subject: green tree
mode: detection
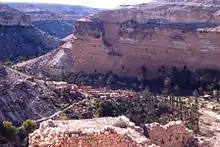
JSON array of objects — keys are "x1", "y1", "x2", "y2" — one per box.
[
  {"x1": 22, "y1": 119, "x2": 37, "y2": 133},
  {"x1": 164, "y1": 77, "x2": 171, "y2": 88},
  {"x1": 174, "y1": 85, "x2": 179, "y2": 95},
  {"x1": 192, "y1": 90, "x2": 200, "y2": 133},
  {"x1": 193, "y1": 90, "x2": 199, "y2": 97},
  {"x1": 162, "y1": 88, "x2": 169, "y2": 97},
  {"x1": 1, "y1": 121, "x2": 18, "y2": 141},
  {"x1": 213, "y1": 89, "x2": 218, "y2": 101}
]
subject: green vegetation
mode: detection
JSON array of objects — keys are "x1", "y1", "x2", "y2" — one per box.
[
  {"x1": 91, "y1": 91, "x2": 200, "y2": 132},
  {"x1": 14, "y1": 65, "x2": 220, "y2": 134},
  {"x1": 0, "y1": 119, "x2": 38, "y2": 146},
  {"x1": 45, "y1": 66, "x2": 220, "y2": 99},
  {"x1": 22, "y1": 119, "x2": 37, "y2": 133},
  {"x1": 0, "y1": 26, "x2": 61, "y2": 61},
  {"x1": 1, "y1": 121, "x2": 18, "y2": 141},
  {"x1": 33, "y1": 20, "x2": 74, "y2": 38}
]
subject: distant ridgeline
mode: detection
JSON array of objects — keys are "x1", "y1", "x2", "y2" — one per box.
[{"x1": 0, "y1": 3, "x2": 31, "y2": 26}]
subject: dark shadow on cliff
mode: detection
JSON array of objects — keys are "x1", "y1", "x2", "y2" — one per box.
[{"x1": 38, "y1": 66, "x2": 220, "y2": 97}]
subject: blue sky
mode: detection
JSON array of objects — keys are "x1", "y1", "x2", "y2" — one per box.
[{"x1": 0, "y1": 0, "x2": 151, "y2": 8}]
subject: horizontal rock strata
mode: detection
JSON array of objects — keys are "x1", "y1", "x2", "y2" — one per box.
[{"x1": 15, "y1": 0, "x2": 220, "y2": 77}]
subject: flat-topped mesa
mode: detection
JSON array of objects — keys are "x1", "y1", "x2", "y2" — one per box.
[
  {"x1": 0, "y1": 4, "x2": 31, "y2": 26},
  {"x1": 90, "y1": 0, "x2": 220, "y2": 23}
]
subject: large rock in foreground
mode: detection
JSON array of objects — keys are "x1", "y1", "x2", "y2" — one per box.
[{"x1": 29, "y1": 116, "x2": 211, "y2": 147}]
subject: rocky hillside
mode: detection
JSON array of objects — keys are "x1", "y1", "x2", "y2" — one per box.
[
  {"x1": 0, "y1": 3, "x2": 63, "y2": 61},
  {"x1": 0, "y1": 25, "x2": 61, "y2": 61},
  {"x1": 0, "y1": 65, "x2": 63, "y2": 124},
  {"x1": 15, "y1": 0, "x2": 220, "y2": 77},
  {"x1": 32, "y1": 20, "x2": 74, "y2": 38}
]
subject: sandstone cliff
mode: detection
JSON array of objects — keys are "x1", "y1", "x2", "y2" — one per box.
[
  {"x1": 93, "y1": 0, "x2": 220, "y2": 23},
  {"x1": 29, "y1": 116, "x2": 210, "y2": 147},
  {"x1": 15, "y1": 0, "x2": 220, "y2": 77},
  {"x1": 6, "y1": 3, "x2": 102, "y2": 22}
]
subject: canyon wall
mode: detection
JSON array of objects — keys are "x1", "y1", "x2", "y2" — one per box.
[
  {"x1": 15, "y1": 0, "x2": 220, "y2": 77},
  {"x1": 92, "y1": 0, "x2": 220, "y2": 23},
  {"x1": 68, "y1": 19, "x2": 220, "y2": 76}
]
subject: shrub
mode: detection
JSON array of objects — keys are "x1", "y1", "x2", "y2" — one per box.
[
  {"x1": 1, "y1": 121, "x2": 18, "y2": 141},
  {"x1": 22, "y1": 119, "x2": 37, "y2": 133}
]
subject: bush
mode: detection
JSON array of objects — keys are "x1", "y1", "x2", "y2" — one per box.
[
  {"x1": 1, "y1": 121, "x2": 18, "y2": 141},
  {"x1": 22, "y1": 119, "x2": 37, "y2": 133}
]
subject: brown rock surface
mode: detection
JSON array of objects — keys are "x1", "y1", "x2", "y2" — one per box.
[
  {"x1": 15, "y1": 0, "x2": 220, "y2": 77},
  {"x1": 29, "y1": 116, "x2": 210, "y2": 147},
  {"x1": 146, "y1": 121, "x2": 193, "y2": 147}
]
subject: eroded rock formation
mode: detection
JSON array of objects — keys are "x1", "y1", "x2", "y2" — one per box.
[
  {"x1": 15, "y1": 0, "x2": 220, "y2": 77},
  {"x1": 29, "y1": 116, "x2": 211, "y2": 147}
]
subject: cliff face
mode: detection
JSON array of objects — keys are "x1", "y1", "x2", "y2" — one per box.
[
  {"x1": 0, "y1": 4, "x2": 31, "y2": 26},
  {"x1": 92, "y1": 0, "x2": 220, "y2": 23},
  {"x1": 15, "y1": 0, "x2": 220, "y2": 77}
]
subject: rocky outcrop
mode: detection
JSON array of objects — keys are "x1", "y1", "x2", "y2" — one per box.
[
  {"x1": 15, "y1": 0, "x2": 220, "y2": 77},
  {"x1": 29, "y1": 116, "x2": 211, "y2": 147},
  {"x1": 0, "y1": 4, "x2": 31, "y2": 26},
  {"x1": 145, "y1": 121, "x2": 208, "y2": 147}
]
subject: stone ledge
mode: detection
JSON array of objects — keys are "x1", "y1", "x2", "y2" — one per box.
[{"x1": 29, "y1": 116, "x2": 212, "y2": 147}]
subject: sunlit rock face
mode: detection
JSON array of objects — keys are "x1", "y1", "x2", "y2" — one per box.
[
  {"x1": 91, "y1": 0, "x2": 220, "y2": 23},
  {"x1": 15, "y1": 0, "x2": 220, "y2": 77}
]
